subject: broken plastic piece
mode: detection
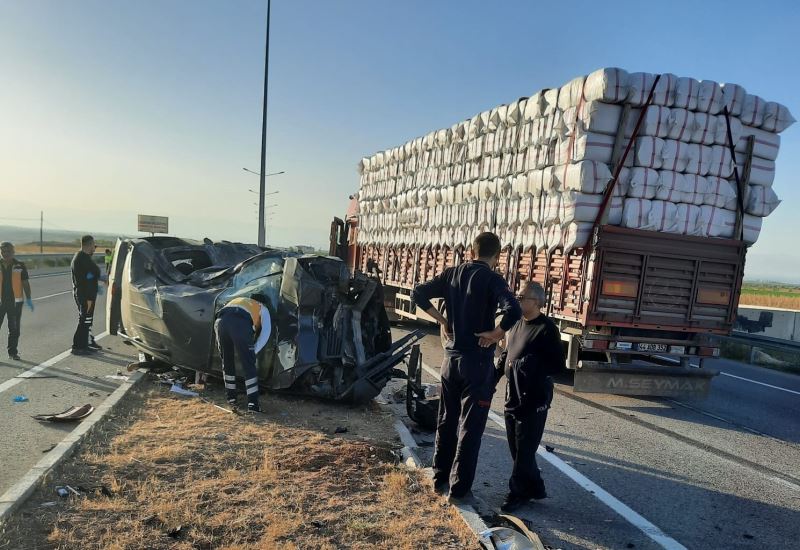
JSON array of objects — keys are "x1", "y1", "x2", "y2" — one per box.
[
  {"x1": 545, "y1": 445, "x2": 555, "y2": 453},
  {"x1": 334, "y1": 426, "x2": 348, "y2": 434},
  {"x1": 478, "y1": 527, "x2": 536, "y2": 549},
  {"x1": 12, "y1": 395, "x2": 28, "y2": 403},
  {"x1": 33, "y1": 404, "x2": 95, "y2": 422},
  {"x1": 105, "y1": 375, "x2": 129, "y2": 381},
  {"x1": 170, "y1": 384, "x2": 199, "y2": 397}
]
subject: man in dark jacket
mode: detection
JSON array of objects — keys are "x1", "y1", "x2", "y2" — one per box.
[
  {"x1": 0, "y1": 242, "x2": 34, "y2": 360},
  {"x1": 496, "y1": 281, "x2": 565, "y2": 512},
  {"x1": 412, "y1": 232, "x2": 521, "y2": 503},
  {"x1": 71, "y1": 235, "x2": 102, "y2": 355}
]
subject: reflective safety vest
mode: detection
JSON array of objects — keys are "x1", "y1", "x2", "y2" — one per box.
[
  {"x1": 104, "y1": 252, "x2": 113, "y2": 265},
  {"x1": 0, "y1": 262, "x2": 25, "y2": 303},
  {"x1": 224, "y1": 297, "x2": 262, "y2": 331}
]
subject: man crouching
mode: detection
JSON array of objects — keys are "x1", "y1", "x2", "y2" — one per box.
[{"x1": 495, "y1": 281, "x2": 565, "y2": 513}]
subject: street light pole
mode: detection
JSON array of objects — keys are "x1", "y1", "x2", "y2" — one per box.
[{"x1": 257, "y1": 0, "x2": 271, "y2": 247}]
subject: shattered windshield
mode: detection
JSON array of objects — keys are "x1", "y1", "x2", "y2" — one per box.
[{"x1": 217, "y1": 255, "x2": 285, "y2": 311}]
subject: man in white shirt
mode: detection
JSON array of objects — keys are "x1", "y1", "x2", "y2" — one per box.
[{"x1": 214, "y1": 293, "x2": 272, "y2": 412}]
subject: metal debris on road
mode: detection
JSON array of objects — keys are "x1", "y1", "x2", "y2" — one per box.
[{"x1": 33, "y1": 404, "x2": 95, "y2": 422}]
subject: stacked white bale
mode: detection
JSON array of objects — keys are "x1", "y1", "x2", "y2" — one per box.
[{"x1": 356, "y1": 67, "x2": 793, "y2": 252}]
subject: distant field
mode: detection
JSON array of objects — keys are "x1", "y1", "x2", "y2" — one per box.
[
  {"x1": 740, "y1": 283, "x2": 800, "y2": 310},
  {"x1": 14, "y1": 244, "x2": 75, "y2": 254}
]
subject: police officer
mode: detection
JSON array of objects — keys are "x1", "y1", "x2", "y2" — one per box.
[
  {"x1": 0, "y1": 242, "x2": 34, "y2": 360},
  {"x1": 214, "y1": 293, "x2": 272, "y2": 413},
  {"x1": 71, "y1": 235, "x2": 103, "y2": 355},
  {"x1": 495, "y1": 281, "x2": 565, "y2": 512},
  {"x1": 412, "y1": 232, "x2": 521, "y2": 503}
]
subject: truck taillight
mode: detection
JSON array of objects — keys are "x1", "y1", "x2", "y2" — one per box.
[
  {"x1": 699, "y1": 346, "x2": 720, "y2": 357},
  {"x1": 601, "y1": 278, "x2": 638, "y2": 298},
  {"x1": 696, "y1": 287, "x2": 730, "y2": 305}
]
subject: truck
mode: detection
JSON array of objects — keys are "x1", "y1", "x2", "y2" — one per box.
[{"x1": 345, "y1": 101, "x2": 781, "y2": 396}]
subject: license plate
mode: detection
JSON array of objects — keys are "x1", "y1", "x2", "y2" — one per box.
[{"x1": 637, "y1": 343, "x2": 668, "y2": 352}]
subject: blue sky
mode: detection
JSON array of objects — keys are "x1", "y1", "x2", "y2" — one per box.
[{"x1": 0, "y1": 0, "x2": 798, "y2": 280}]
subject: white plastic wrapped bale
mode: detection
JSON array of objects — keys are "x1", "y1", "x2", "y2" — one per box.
[
  {"x1": 563, "y1": 222, "x2": 595, "y2": 252},
  {"x1": 713, "y1": 114, "x2": 742, "y2": 146},
  {"x1": 520, "y1": 223, "x2": 538, "y2": 251},
  {"x1": 622, "y1": 199, "x2": 679, "y2": 232},
  {"x1": 740, "y1": 94, "x2": 766, "y2": 127},
  {"x1": 674, "y1": 203, "x2": 703, "y2": 236},
  {"x1": 745, "y1": 185, "x2": 781, "y2": 217},
  {"x1": 563, "y1": 102, "x2": 670, "y2": 139},
  {"x1": 736, "y1": 158, "x2": 776, "y2": 187},
  {"x1": 696, "y1": 81, "x2": 725, "y2": 114},
  {"x1": 654, "y1": 171, "x2": 688, "y2": 203},
  {"x1": 623, "y1": 167, "x2": 660, "y2": 199},
  {"x1": 742, "y1": 214, "x2": 763, "y2": 245},
  {"x1": 698, "y1": 206, "x2": 736, "y2": 238},
  {"x1": 684, "y1": 144, "x2": 712, "y2": 176},
  {"x1": 761, "y1": 102, "x2": 796, "y2": 133},
  {"x1": 689, "y1": 112, "x2": 717, "y2": 145},
  {"x1": 721, "y1": 83, "x2": 746, "y2": 116},
  {"x1": 554, "y1": 160, "x2": 627, "y2": 196},
  {"x1": 737, "y1": 125, "x2": 780, "y2": 161},
  {"x1": 542, "y1": 192, "x2": 561, "y2": 226},
  {"x1": 627, "y1": 72, "x2": 677, "y2": 106},
  {"x1": 582, "y1": 67, "x2": 630, "y2": 104},
  {"x1": 545, "y1": 224, "x2": 563, "y2": 253},
  {"x1": 560, "y1": 192, "x2": 623, "y2": 225},
  {"x1": 632, "y1": 137, "x2": 664, "y2": 169},
  {"x1": 660, "y1": 140, "x2": 691, "y2": 173},
  {"x1": 557, "y1": 132, "x2": 615, "y2": 165},
  {"x1": 704, "y1": 177, "x2": 738, "y2": 209},
  {"x1": 707, "y1": 145, "x2": 734, "y2": 178},
  {"x1": 666, "y1": 108, "x2": 693, "y2": 141},
  {"x1": 558, "y1": 75, "x2": 586, "y2": 111},
  {"x1": 672, "y1": 77, "x2": 699, "y2": 110}
]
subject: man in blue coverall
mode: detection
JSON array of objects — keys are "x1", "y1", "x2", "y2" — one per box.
[{"x1": 412, "y1": 232, "x2": 521, "y2": 503}]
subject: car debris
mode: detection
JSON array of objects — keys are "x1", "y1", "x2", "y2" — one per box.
[
  {"x1": 479, "y1": 514, "x2": 547, "y2": 550},
  {"x1": 33, "y1": 404, "x2": 95, "y2": 422},
  {"x1": 169, "y1": 384, "x2": 199, "y2": 397},
  {"x1": 405, "y1": 345, "x2": 439, "y2": 430},
  {"x1": 111, "y1": 236, "x2": 423, "y2": 404},
  {"x1": 12, "y1": 395, "x2": 29, "y2": 403}
]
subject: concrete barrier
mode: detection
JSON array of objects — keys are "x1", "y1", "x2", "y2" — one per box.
[{"x1": 735, "y1": 305, "x2": 800, "y2": 343}]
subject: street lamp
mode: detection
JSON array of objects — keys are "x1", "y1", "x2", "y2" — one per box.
[
  {"x1": 256, "y1": 0, "x2": 272, "y2": 247},
  {"x1": 243, "y1": 168, "x2": 285, "y2": 178}
]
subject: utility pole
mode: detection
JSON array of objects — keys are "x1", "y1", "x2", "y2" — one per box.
[
  {"x1": 257, "y1": 0, "x2": 271, "y2": 247},
  {"x1": 39, "y1": 211, "x2": 43, "y2": 254}
]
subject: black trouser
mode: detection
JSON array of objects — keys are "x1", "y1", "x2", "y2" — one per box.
[
  {"x1": 504, "y1": 380, "x2": 553, "y2": 498},
  {"x1": 214, "y1": 308, "x2": 259, "y2": 406},
  {"x1": 433, "y1": 353, "x2": 494, "y2": 498},
  {"x1": 72, "y1": 295, "x2": 96, "y2": 350},
  {"x1": 0, "y1": 302, "x2": 23, "y2": 356}
]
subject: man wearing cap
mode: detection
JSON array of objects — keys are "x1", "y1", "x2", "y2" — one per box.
[{"x1": 0, "y1": 242, "x2": 34, "y2": 361}]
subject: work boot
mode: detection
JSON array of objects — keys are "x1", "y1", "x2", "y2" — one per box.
[
  {"x1": 88, "y1": 341, "x2": 102, "y2": 350},
  {"x1": 8, "y1": 353, "x2": 20, "y2": 361},
  {"x1": 433, "y1": 480, "x2": 449, "y2": 496},
  {"x1": 447, "y1": 491, "x2": 475, "y2": 506},
  {"x1": 500, "y1": 493, "x2": 530, "y2": 513},
  {"x1": 247, "y1": 401, "x2": 262, "y2": 413},
  {"x1": 71, "y1": 348, "x2": 90, "y2": 356}
]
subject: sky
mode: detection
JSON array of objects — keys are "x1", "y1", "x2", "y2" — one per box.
[{"x1": 0, "y1": 0, "x2": 798, "y2": 280}]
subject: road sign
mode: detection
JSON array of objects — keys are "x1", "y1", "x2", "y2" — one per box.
[{"x1": 137, "y1": 214, "x2": 169, "y2": 234}]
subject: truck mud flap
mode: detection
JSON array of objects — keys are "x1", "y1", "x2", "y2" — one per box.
[{"x1": 574, "y1": 362, "x2": 718, "y2": 398}]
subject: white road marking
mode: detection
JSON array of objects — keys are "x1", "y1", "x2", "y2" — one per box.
[
  {"x1": 420, "y1": 361, "x2": 687, "y2": 550},
  {"x1": 33, "y1": 290, "x2": 72, "y2": 301},
  {"x1": 0, "y1": 332, "x2": 109, "y2": 395},
  {"x1": 719, "y1": 372, "x2": 800, "y2": 396}
]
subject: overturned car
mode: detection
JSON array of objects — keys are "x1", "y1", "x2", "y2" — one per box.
[{"x1": 109, "y1": 237, "x2": 420, "y2": 404}]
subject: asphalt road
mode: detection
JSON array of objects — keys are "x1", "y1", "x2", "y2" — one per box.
[
  {"x1": 388, "y1": 323, "x2": 800, "y2": 550},
  {"x1": 0, "y1": 271, "x2": 137, "y2": 496}
]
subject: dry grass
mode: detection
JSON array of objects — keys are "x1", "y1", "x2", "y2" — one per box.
[
  {"x1": 13, "y1": 244, "x2": 76, "y2": 254},
  {"x1": 0, "y1": 379, "x2": 475, "y2": 550},
  {"x1": 739, "y1": 284, "x2": 800, "y2": 311}
]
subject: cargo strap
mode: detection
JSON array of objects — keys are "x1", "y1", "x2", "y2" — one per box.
[{"x1": 721, "y1": 106, "x2": 747, "y2": 241}]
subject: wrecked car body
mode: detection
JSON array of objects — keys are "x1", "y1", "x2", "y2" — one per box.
[{"x1": 112, "y1": 237, "x2": 420, "y2": 403}]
